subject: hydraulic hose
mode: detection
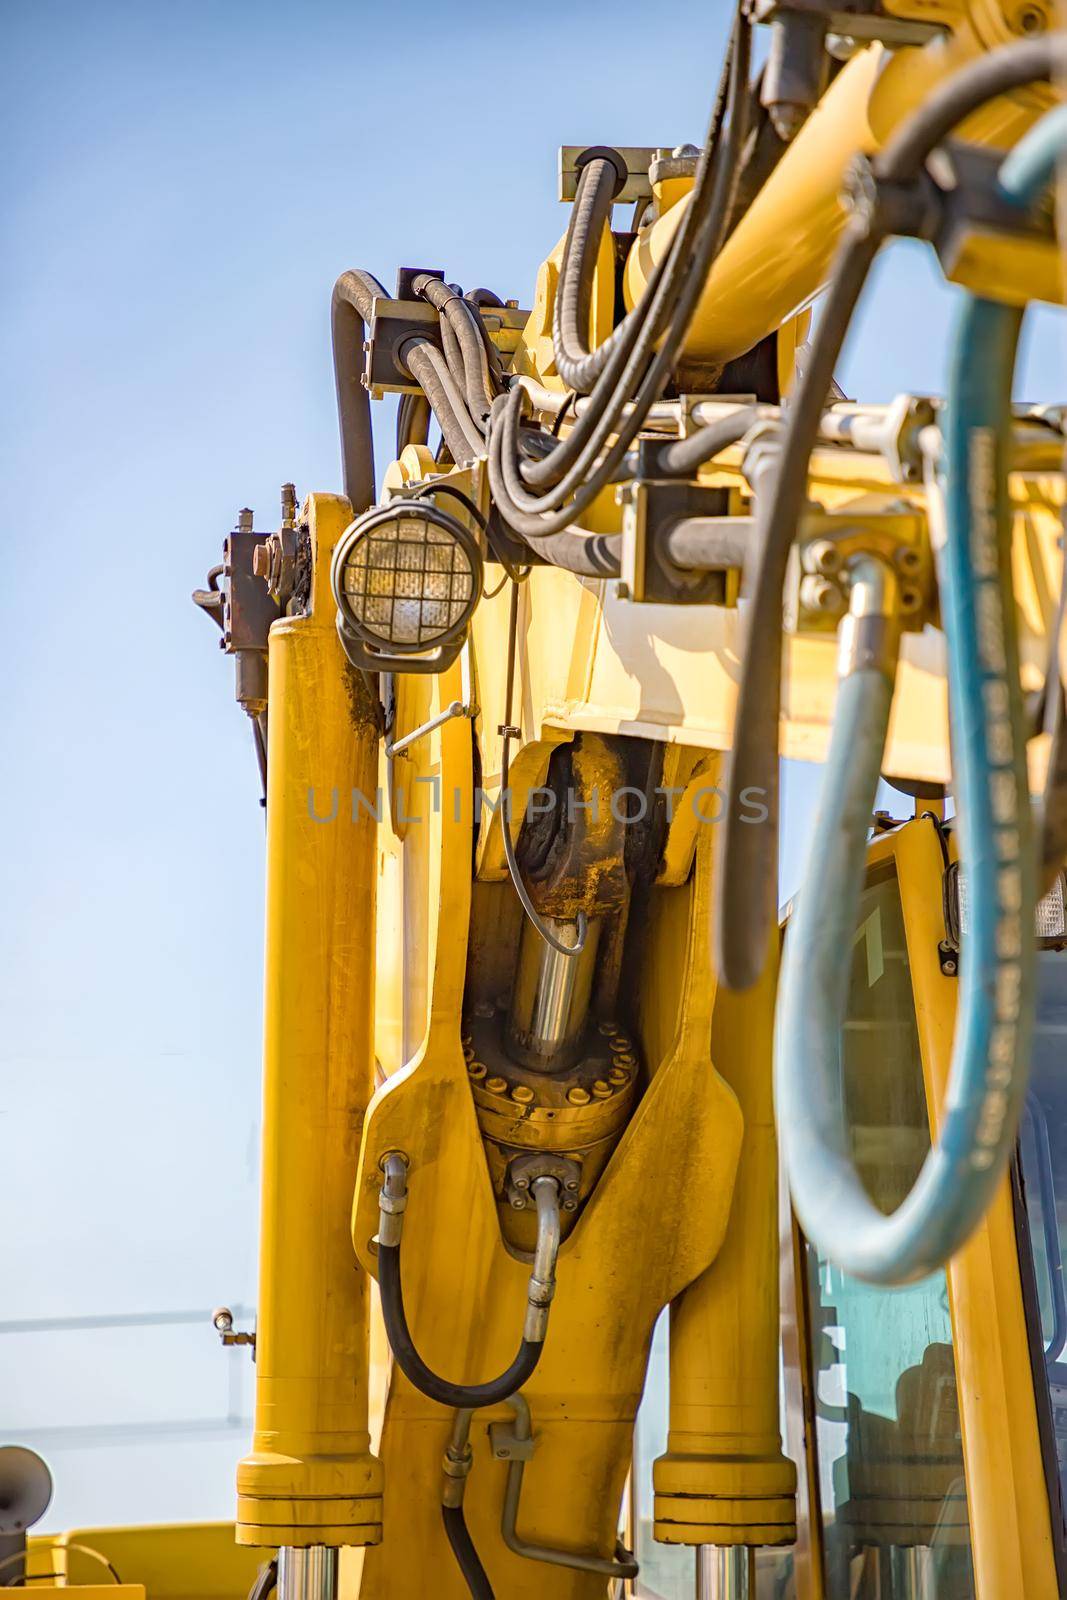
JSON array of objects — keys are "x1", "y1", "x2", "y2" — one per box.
[
  {"x1": 440, "y1": 1411, "x2": 495, "y2": 1600},
  {"x1": 415, "y1": 275, "x2": 498, "y2": 426},
  {"x1": 552, "y1": 157, "x2": 623, "y2": 393},
  {"x1": 486, "y1": 8, "x2": 750, "y2": 537},
  {"x1": 716, "y1": 33, "x2": 1063, "y2": 993},
  {"x1": 656, "y1": 403, "x2": 761, "y2": 477},
  {"x1": 376, "y1": 1155, "x2": 561, "y2": 1408},
  {"x1": 331, "y1": 269, "x2": 388, "y2": 512},
  {"x1": 442, "y1": 1506, "x2": 494, "y2": 1600},
  {"x1": 402, "y1": 339, "x2": 485, "y2": 466},
  {"x1": 530, "y1": 527, "x2": 621, "y2": 577},
  {"x1": 777, "y1": 290, "x2": 1035, "y2": 1284}
]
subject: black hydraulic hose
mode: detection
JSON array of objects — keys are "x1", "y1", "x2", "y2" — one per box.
[
  {"x1": 403, "y1": 339, "x2": 485, "y2": 465},
  {"x1": 552, "y1": 157, "x2": 622, "y2": 393},
  {"x1": 441, "y1": 1506, "x2": 495, "y2": 1600},
  {"x1": 377, "y1": 1159, "x2": 560, "y2": 1408},
  {"x1": 487, "y1": 11, "x2": 751, "y2": 538},
  {"x1": 531, "y1": 20, "x2": 738, "y2": 422},
  {"x1": 396, "y1": 391, "x2": 431, "y2": 456},
  {"x1": 331, "y1": 269, "x2": 388, "y2": 512},
  {"x1": 715, "y1": 32, "x2": 1063, "y2": 993},
  {"x1": 656, "y1": 404, "x2": 761, "y2": 476},
  {"x1": 496, "y1": 11, "x2": 742, "y2": 507},
  {"x1": 377, "y1": 1244, "x2": 543, "y2": 1407}
]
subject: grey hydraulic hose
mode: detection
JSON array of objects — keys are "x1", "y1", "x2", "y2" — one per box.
[
  {"x1": 715, "y1": 32, "x2": 1063, "y2": 993},
  {"x1": 402, "y1": 339, "x2": 485, "y2": 465},
  {"x1": 656, "y1": 404, "x2": 762, "y2": 476},
  {"x1": 331, "y1": 269, "x2": 388, "y2": 511},
  {"x1": 552, "y1": 157, "x2": 623, "y2": 393},
  {"x1": 415, "y1": 274, "x2": 498, "y2": 425}
]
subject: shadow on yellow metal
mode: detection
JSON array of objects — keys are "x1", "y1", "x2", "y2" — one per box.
[{"x1": 351, "y1": 684, "x2": 753, "y2": 1593}]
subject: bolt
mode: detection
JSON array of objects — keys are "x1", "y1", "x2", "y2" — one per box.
[
  {"x1": 506, "y1": 298, "x2": 519, "y2": 309},
  {"x1": 608, "y1": 1066, "x2": 631, "y2": 1087},
  {"x1": 252, "y1": 542, "x2": 271, "y2": 580},
  {"x1": 463, "y1": 1044, "x2": 475, "y2": 1063},
  {"x1": 237, "y1": 508, "x2": 254, "y2": 533},
  {"x1": 592, "y1": 1080, "x2": 612, "y2": 1100},
  {"x1": 511, "y1": 1084, "x2": 535, "y2": 1105},
  {"x1": 510, "y1": 1197, "x2": 526, "y2": 1210},
  {"x1": 467, "y1": 1060, "x2": 487, "y2": 1081},
  {"x1": 514, "y1": 1176, "x2": 529, "y2": 1190},
  {"x1": 612, "y1": 1051, "x2": 637, "y2": 1069},
  {"x1": 565, "y1": 1177, "x2": 580, "y2": 1191},
  {"x1": 895, "y1": 546, "x2": 922, "y2": 575},
  {"x1": 808, "y1": 539, "x2": 842, "y2": 576},
  {"x1": 567, "y1": 1086, "x2": 591, "y2": 1106},
  {"x1": 563, "y1": 1198, "x2": 578, "y2": 1211},
  {"x1": 281, "y1": 483, "x2": 297, "y2": 528},
  {"x1": 486, "y1": 1075, "x2": 508, "y2": 1095},
  {"x1": 899, "y1": 585, "x2": 923, "y2": 614}
]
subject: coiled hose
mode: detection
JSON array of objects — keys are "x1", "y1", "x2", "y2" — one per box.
[
  {"x1": 716, "y1": 34, "x2": 1064, "y2": 993},
  {"x1": 376, "y1": 1154, "x2": 561, "y2": 1407},
  {"x1": 774, "y1": 95, "x2": 1067, "y2": 1283}
]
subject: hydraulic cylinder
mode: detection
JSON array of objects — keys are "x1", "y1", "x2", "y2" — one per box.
[
  {"x1": 236, "y1": 494, "x2": 383, "y2": 1552},
  {"x1": 654, "y1": 933, "x2": 796, "y2": 1551}
]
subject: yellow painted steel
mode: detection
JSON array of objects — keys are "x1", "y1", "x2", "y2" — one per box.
[
  {"x1": 236, "y1": 493, "x2": 383, "y2": 1550},
  {"x1": 891, "y1": 818, "x2": 1060, "y2": 1600},
  {"x1": 619, "y1": 1, "x2": 1057, "y2": 367},
  {"x1": 28, "y1": 1524, "x2": 264, "y2": 1599},
  {"x1": 350, "y1": 710, "x2": 757, "y2": 1594},
  {"x1": 654, "y1": 901, "x2": 797, "y2": 1548}
]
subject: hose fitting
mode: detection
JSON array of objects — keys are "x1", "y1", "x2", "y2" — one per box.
[{"x1": 837, "y1": 555, "x2": 900, "y2": 679}]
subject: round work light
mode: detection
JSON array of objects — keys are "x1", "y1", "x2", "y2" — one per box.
[{"x1": 331, "y1": 499, "x2": 483, "y2": 673}]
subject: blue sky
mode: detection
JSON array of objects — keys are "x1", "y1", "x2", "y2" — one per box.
[{"x1": 4, "y1": 0, "x2": 1063, "y2": 1532}]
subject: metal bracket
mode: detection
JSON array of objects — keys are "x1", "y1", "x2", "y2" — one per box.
[
  {"x1": 559, "y1": 145, "x2": 668, "y2": 205},
  {"x1": 488, "y1": 1419, "x2": 536, "y2": 1464},
  {"x1": 748, "y1": 0, "x2": 947, "y2": 46},
  {"x1": 616, "y1": 475, "x2": 731, "y2": 605},
  {"x1": 212, "y1": 1306, "x2": 256, "y2": 1351},
  {"x1": 785, "y1": 502, "x2": 930, "y2": 634}
]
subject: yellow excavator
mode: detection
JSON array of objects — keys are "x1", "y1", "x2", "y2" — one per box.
[{"x1": 9, "y1": 2, "x2": 1067, "y2": 1596}]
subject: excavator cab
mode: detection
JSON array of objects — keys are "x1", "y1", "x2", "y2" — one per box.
[{"x1": 631, "y1": 816, "x2": 1067, "y2": 1599}]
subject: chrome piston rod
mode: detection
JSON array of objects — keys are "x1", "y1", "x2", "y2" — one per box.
[
  {"x1": 506, "y1": 915, "x2": 601, "y2": 1071},
  {"x1": 696, "y1": 1547, "x2": 753, "y2": 1600},
  {"x1": 277, "y1": 1547, "x2": 338, "y2": 1600}
]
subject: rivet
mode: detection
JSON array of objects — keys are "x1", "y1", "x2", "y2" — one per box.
[
  {"x1": 567, "y1": 1086, "x2": 591, "y2": 1106},
  {"x1": 592, "y1": 1080, "x2": 612, "y2": 1099},
  {"x1": 486, "y1": 1075, "x2": 508, "y2": 1095},
  {"x1": 468, "y1": 1060, "x2": 487, "y2": 1081},
  {"x1": 511, "y1": 1084, "x2": 535, "y2": 1104}
]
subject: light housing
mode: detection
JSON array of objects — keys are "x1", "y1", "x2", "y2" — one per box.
[
  {"x1": 331, "y1": 500, "x2": 483, "y2": 674},
  {"x1": 942, "y1": 860, "x2": 1067, "y2": 960}
]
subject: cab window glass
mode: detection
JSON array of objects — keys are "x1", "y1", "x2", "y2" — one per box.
[
  {"x1": 1017, "y1": 949, "x2": 1067, "y2": 1529},
  {"x1": 804, "y1": 870, "x2": 976, "y2": 1599}
]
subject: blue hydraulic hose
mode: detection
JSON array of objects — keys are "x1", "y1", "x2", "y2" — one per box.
[{"x1": 775, "y1": 102, "x2": 1067, "y2": 1284}]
